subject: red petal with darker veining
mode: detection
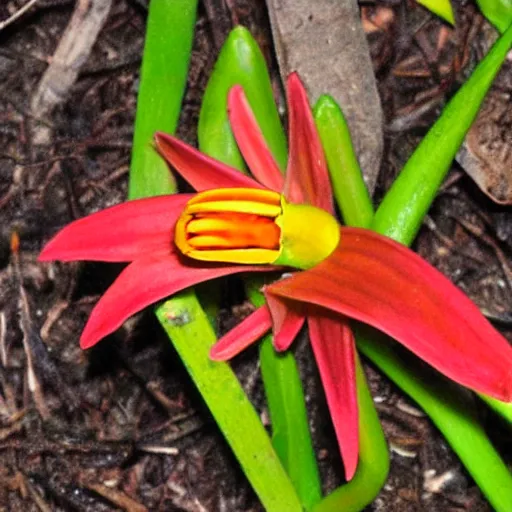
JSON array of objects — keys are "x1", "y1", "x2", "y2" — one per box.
[
  {"x1": 284, "y1": 73, "x2": 333, "y2": 213},
  {"x1": 80, "y1": 254, "x2": 268, "y2": 349},
  {"x1": 39, "y1": 194, "x2": 193, "y2": 262},
  {"x1": 264, "y1": 294, "x2": 305, "y2": 351},
  {"x1": 210, "y1": 305, "x2": 273, "y2": 360},
  {"x1": 155, "y1": 132, "x2": 264, "y2": 192},
  {"x1": 308, "y1": 310, "x2": 359, "y2": 481},
  {"x1": 228, "y1": 86, "x2": 285, "y2": 193},
  {"x1": 267, "y1": 227, "x2": 512, "y2": 401}
]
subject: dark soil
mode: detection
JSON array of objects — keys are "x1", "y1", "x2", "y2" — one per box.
[{"x1": 0, "y1": 1, "x2": 511, "y2": 511}]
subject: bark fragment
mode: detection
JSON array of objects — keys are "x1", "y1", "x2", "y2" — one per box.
[{"x1": 266, "y1": 0, "x2": 384, "y2": 193}]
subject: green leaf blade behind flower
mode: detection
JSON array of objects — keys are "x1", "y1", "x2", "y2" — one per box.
[
  {"x1": 314, "y1": 96, "x2": 374, "y2": 228},
  {"x1": 156, "y1": 293, "x2": 303, "y2": 512},
  {"x1": 129, "y1": 7, "x2": 302, "y2": 511},
  {"x1": 199, "y1": 26, "x2": 288, "y2": 172},
  {"x1": 129, "y1": 0, "x2": 198, "y2": 199}
]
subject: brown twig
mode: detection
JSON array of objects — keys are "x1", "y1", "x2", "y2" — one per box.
[
  {"x1": 0, "y1": 0, "x2": 39, "y2": 32},
  {"x1": 30, "y1": 0, "x2": 113, "y2": 144}
]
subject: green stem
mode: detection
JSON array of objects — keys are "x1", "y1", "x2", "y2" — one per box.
[
  {"x1": 155, "y1": 294, "x2": 302, "y2": 511},
  {"x1": 198, "y1": 27, "x2": 322, "y2": 509},
  {"x1": 129, "y1": 8, "x2": 302, "y2": 510}
]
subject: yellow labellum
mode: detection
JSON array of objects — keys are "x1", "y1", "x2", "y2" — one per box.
[{"x1": 175, "y1": 188, "x2": 340, "y2": 268}]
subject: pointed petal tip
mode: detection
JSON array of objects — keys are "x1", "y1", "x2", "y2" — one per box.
[
  {"x1": 209, "y1": 306, "x2": 273, "y2": 361},
  {"x1": 79, "y1": 333, "x2": 99, "y2": 350},
  {"x1": 208, "y1": 345, "x2": 228, "y2": 361},
  {"x1": 154, "y1": 129, "x2": 263, "y2": 192},
  {"x1": 344, "y1": 460, "x2": 357, "y2": 482},
  {"x1": 154, "y1": 131, "x2": 178, "y2": 150},
  {"x1": 38, "y1": 245, "x2": 54, "y2": 262},
  {"x1": 38, "y1": 241, "x2": 70, "y2": 262},
  {"x1": 286, "y1": 72, "x2": 302, "y2": 89},
  {"x1": 227, "y1": 83, "x2": 244, "y2": 99}
]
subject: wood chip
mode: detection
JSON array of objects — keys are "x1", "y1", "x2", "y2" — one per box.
[{"x1": 266, "y1": 0, "x2": 383, "y2": 193}]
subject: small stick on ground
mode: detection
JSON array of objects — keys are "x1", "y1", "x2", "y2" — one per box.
[
  {"x1": 0, "y1": 0, "x2": 39, "y2": 32},
  {"x1": 30, "y1": 0, "x2": 113, "y2": 144}
]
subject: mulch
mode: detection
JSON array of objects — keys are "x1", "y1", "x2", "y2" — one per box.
[{"x1": 0, "y1": 1, "x2": 510, "y2": 510}]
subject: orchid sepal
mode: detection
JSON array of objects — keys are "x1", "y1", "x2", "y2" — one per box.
[{"x1": 266, "y1": 227, "x2": 512, "y2": 402}]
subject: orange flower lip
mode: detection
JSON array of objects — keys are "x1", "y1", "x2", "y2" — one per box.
[
  {"x1": 174, "y1": 187, "x2": 341, "y2": 268},
  {"x1": 175, "y1": 188, "x2": 283, "y2": 264}
]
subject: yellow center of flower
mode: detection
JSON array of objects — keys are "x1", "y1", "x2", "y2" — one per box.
[{"x1": 175, "y1": 188, "x2": 340, "y2": 269}]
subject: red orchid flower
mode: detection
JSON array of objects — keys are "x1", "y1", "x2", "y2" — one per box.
[{"x1": 39, "y1": 74, "x2": 512, "y2": 483}]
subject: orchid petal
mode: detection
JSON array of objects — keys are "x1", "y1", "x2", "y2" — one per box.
[
  {"x1": 210, "y1": 305, "x2": 272, "y2": 360},
  {"x1": 284, "y1": 73, "x2": 334, "y2": 213},
  {"x1": 228, "y1": 86, "x2": 285, "y2": 192},
  {"x1": 266, "y1": 227, "x2": 512, "y2": 401},
  {"x1": 264, "y1": 294, "x2": 305, "y2": 351},
  {"x1": 80, "y1": 253, "x2": 267, "y2": 349},
  {"x1": 39, "y1": 195, "x2": 193, "y2": 262},
  {"x1": 155, "y1": 132, "x2": 263, "y2": 191},
  {"x1": 308, "y1": 311, "x2": 358, "y2": 481}
]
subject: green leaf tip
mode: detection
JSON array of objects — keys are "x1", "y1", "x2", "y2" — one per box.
[
  {"x1": 416, "y1": 0, "x2": 455, "y2": 25},
  {"x1": 199, "y1": 25, "x2": 288, "y2": 172}
]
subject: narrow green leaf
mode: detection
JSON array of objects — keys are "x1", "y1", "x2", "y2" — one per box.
[
  {"x1": 314, "y1": 96, "x2": 374, "y2": 228},
  {"x1": 475, "y1": 0, "x2": 512, "y2": 33},
  {"x1": 259, "y1": 336, "x2": 323, "y2": 510},
  {"x1": 129, "y1": 7, "x2": 302, "y2": 510},
  {"x1": 155, "y1": 294, "x2": 302, "y2": 512},
  {"x1": 198, "y1": 26, "x2": 288, "y2": 172},
  {"x1": 128, "y1": 0, "x2": 197, "y2": 199},
  {"x1": 416, "y1": 0, "x2": 455, "y2": 25},
  {"x1": 372, "y1": 23, "x2": 512, "y2": 246},
  {"x1": 198, "y1": 27, "x2": 322, "y2": 508}
]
